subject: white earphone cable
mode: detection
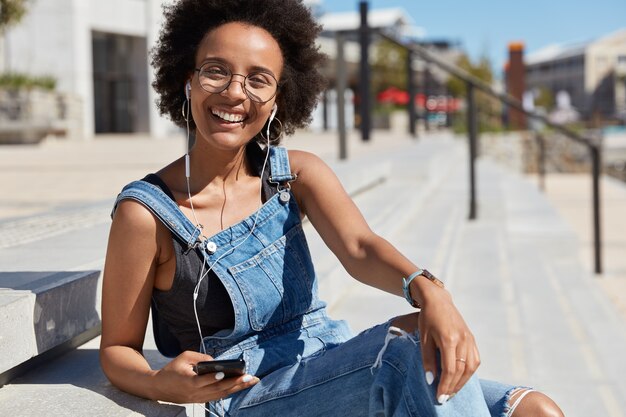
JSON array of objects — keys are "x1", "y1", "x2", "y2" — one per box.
[
  {"x1": 185, "y1": 101, "x2": 275, "y2": 417},
  {"x1": 189, "y1": 106, "x2": 275, "y2": 355}
]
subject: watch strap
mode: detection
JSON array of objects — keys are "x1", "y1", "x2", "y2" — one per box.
[{"x1": 402, "y1": 269, "x2": 445, "y2": 308}]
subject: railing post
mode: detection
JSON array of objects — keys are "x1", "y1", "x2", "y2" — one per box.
[
  {"x1": 591, "y1": 144, "x2": 602, "y2": 274},
  {"x1": 536, "y1": 132, "x2": 546, "y2": 191},
  {"x1": 407, "y1": 50, "x2": 417, "y2": 138},
  {"x1": 467, "y1": 82, "x2": 478, "y2": 220},
  {"x1": 358, "y1": 1, "x2": 371, "y2": 141},
  {"x1": 336, "y1": 31, "x2": 348, "y2": 160},
  {"x1": 424, "y1": 64, "x2": 431, "y2": 131}
]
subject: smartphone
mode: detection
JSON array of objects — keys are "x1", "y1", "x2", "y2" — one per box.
[{"x1": 193, "y1": 358, "x2": 246, "y2": 377}]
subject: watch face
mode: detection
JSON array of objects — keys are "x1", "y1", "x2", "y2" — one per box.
[{"x1": 422, "y1": 270, "x2": 445, "y2": 288}]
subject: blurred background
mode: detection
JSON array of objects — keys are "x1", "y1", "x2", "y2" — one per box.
[
  {"x1": 1, "y1": 1, "x2": 626, "y2": 416},
  {"x1": 1, "y1": 0, "x2": 625, "y2": 143}
]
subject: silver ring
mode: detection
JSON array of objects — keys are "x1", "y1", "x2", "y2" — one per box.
[{"x1": 456, "y1": 358, "x2": 466, "y2": 363}]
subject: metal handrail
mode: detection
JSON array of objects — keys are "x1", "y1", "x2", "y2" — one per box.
[{"x1": 360, "y1": 15, "x2": 603, "y2": 273}]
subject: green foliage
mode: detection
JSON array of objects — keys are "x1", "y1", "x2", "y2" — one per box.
[
  {"x1": 0, "y1": 0, "x2": 30, "y2": 33},
  {"x1": 534, "y1": 87, "x2": 554, "y2": 110},
  {"x1": 371, "y1": 38, "x2": 408, "y2": 94},
  {"x1": 0, "y1": 72, "x2": 56, "y2": 90},
  {"x1": 446, "y1": 54, "x2": 493, "y2": 98},
  {"x1": 446, "y1": 53, "x2": 503, "y2": 133},
  {"x1": 452, "y1": 111, "x2": 507, "y2": 134}
]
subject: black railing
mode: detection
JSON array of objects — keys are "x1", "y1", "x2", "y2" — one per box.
[{"x1": 347, "y1": 1, "x2": 603, "y2": 274}]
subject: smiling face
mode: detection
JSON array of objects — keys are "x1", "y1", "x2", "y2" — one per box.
[{"x1": 189, "y1": 22, "x2": 284, "y2": 152}]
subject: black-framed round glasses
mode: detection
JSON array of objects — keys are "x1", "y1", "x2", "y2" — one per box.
[{"x1": 195, "y1": 62, "x2": 279, "y2": 103}]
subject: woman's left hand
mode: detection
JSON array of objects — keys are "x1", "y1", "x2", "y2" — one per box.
[{"x1": 416, "y1": 284, "x2": 481, "y2": 403}]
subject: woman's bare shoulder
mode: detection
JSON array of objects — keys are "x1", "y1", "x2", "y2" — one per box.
[
  {"x1": 112, "y1": 199, "x2": 160, "y2": 236},
  {"x1": 287, "y1": 149, "x2": 331, "y2": 181}
]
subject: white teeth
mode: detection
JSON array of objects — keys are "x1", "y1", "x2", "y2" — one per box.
[{"x1": 212, "y1": 109, "x2": 245, "y2": 123}]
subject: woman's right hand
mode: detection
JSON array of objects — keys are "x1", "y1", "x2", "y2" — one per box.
[{"x1": 153, "y1": 351, "x2": 260, "y2": 404}]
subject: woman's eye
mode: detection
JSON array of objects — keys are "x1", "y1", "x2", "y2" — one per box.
[
  {"x1": 202, "y1": 66, "x2": 229, "y2": 79},
  {"x1": 247, "y1": 73, "x2": 272, "y2": 87}
]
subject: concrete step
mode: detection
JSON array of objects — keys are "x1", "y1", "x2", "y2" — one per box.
[
  {"x1": 324, "y1": 151, "x2": 626, "y2": 417},
  {"x1": 0, "y1": 271, "x2": 101, "y2": 383},
  {"x1": 309, "y1": 137, "x2": 464, "y2": 318},
  {"x1": 0, "y1": 334, "x2": 187, "y2": 417},
  {"x1": 0, "y1": 136, "x2": 416, "y2": 416}
]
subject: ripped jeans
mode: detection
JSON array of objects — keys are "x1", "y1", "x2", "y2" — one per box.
[{"x1": 205, "y1": 314, "x2": 522, "y2": 416}]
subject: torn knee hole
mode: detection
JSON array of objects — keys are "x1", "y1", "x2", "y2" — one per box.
[
  {"x1": 370, "y1": 324, "x2": 418, "y2": 372},
  {"x1": 506, "y1": 388, "x2": 535, "y2": 417}
]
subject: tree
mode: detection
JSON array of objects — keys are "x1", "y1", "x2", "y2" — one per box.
[
  {"x1": 446, "y1": 53, "x2": 503, "y2": 132},
  {"x1": 0, "y1": 0, "x2": 30, "y2": 33},
  {"x1": 446, "y1": 54, "x2": 493, "y2": 98},
  {"x1": 371, "y1": 38, "x2": 408, "y2": 94},
  {"x1": 534, "y1": 86, "x2": 554, "y2": 110}
]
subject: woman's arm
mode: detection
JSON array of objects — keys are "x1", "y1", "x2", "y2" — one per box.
[
  {"x1": 290, "y1": 150, "x2": 436, "y2": 301},
  {"x1": 290, "y1": 150, "x2": 480, "y2": 401},
  {"x1": 100, "y1": 200, "x2": 258, "y2": 403}
]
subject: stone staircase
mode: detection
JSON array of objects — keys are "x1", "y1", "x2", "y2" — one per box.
[
  {"x1": 1, "y1": 134, "x2": 625, "y2": 416},
  {"x1": 318, "y1": 140, "x2": 626, "y2": 417}
]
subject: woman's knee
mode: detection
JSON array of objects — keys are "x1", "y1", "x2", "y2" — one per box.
[{"x1": 511, "y1": 390, "x2": 564, "y2": 417}]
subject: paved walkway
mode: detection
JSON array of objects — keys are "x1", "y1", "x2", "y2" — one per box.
[
  {"x1": 1, "y1": 130, "x2": 626, "y2": 416},
  {"x1": 534, "y1": 174, "x2": 626, "y2": 319}
]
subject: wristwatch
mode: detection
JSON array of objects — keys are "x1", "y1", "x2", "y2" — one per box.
[{"x1": 402, "y1": 269, "x2": 445, "y2": 308}]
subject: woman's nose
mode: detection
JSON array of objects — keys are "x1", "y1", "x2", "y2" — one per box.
[{"x1": 222, "y1": 74, "x2": 248, "y2": 101}]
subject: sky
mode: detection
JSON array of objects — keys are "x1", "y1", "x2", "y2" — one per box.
[{"x1": 318, "y1": 0, "x2": 626, "y2": 78}]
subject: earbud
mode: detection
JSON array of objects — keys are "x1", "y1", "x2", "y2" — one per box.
[
  {"x1": 269, "y1": 103, "x2": 278, "y2": 123},
  {"x1": 185, "y1": 81, "x2": 191, "y2": 99}
]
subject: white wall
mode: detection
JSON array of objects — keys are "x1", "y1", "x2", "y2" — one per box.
[
  {"x1": 146, "y1": 0, "x2": 183, "y2": 139},
  {"x1": 4, "y1": 0, "x2": 179, "y2": 139},
  {"x1": 4, "y1": 0, "x2": 76, "y2": 89}
]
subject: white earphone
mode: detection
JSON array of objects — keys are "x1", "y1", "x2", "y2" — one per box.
[
  {"x1": 270, "y1": 103, "x2": 278, "y2": 121},
  {"x1": 266, "y1": 104, "x2": 278, "y2": 142},
  {"x1": 185, "y1": 81, "x2": 191, "y2": 99}
]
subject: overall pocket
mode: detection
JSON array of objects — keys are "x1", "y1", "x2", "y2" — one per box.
[{"x1": 228, "y1": 225, "x2": 316, "y2": 331}]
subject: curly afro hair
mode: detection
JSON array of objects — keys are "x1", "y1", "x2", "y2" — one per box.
[{"x1": 151, "y1": 0, "x2": 327, "y2": 144}]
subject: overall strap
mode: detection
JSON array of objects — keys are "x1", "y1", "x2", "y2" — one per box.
[
  {"x1": 111, "y1": 180, "x2": 202, "y2": 249},
  {"x1": 268, "y1": 146, "x2": 297, "y2": 185}
]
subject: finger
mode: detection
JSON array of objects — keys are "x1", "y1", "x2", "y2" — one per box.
[
  {"x1": 437, "y1": 345, "x2": 458, "y2": 403},
  {"x1": 180, "y1": 350, "x2": 215, "y2": 375},
  {"x1": 193, "y1": 371, "x2": 231, "y2": 387},
  {"x1": 420, "y1": 332, "x2": 437, "y2": 387},
  {"x1": 181, "y1": 350, "x2": 214, "y2": 362},
  {"x1": 222, "y1": 374, "x2": 261, "y2": 395},
  {"x1": 200, "y1": 374, "x2": 260, "y2": 401},
  {"x1": 450, "y1": 345, "x2": 469, "y2": 395},
  {"x1": 474, "y1": 344, "x2": 481, "y2": 369},
  {"x1": 453, "y1": 339, "x2": 481, "y2": 393}
]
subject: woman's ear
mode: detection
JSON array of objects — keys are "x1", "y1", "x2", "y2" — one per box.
[{"x1": 185, "y1": 80, "x2": 191, "y2": 99}]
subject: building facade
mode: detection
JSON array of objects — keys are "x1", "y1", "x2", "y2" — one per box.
[
  {"x1": 1, "y1": 1, "x2": 449, "y2": 139},
  {"x1": 1, "y1": 0, "x2": 178, "y2": 139},
  {"x1": 525, "y1": 29, "x2": 626, "y2": 122}
]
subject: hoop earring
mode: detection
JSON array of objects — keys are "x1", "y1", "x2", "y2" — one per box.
[
  {"x1": 181, "y1": 98, "x2": 191, "y2": 122},
  {"x1": 259, "y1": 117, "x2": 284, "y2": 144}
]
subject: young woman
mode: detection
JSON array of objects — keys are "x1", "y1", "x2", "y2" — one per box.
[{"x1": 100, "y1": 1, "x2": 564, "y2": 416}]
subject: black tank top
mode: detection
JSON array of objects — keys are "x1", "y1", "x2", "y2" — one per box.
[{"x1": 144, "y1": 143, "x2": 277, "y2": 351}]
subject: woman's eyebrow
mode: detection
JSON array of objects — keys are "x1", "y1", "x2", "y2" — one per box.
[{"x1": 198, "y1": 57, "x2": 277, "y2": 77}]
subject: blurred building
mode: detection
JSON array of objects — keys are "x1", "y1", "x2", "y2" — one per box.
[
  {"x1": 1, "y1": 0, "x2": 462, "y2": 139},
  {"x1": 505, "y1": 42, "x2": 526, "y2": 129},
  {"x1": 1, "y1": 0, "x2": 178, "y2": 140},
  {"x1": 316, "y1": 7, "x2": 462, "y2": 129},
  {"x1": 525, "y1": 29, "x2": 626, "y2": 122}
]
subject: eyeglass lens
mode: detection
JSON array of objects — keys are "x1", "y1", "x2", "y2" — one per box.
[{"x1": 197, "y1": 62, "x2": 277, "y2": 103}]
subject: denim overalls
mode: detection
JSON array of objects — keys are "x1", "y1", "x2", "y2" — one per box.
[{"x1": 114, "y1": 147, "x2": 518, "y2": 417}]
